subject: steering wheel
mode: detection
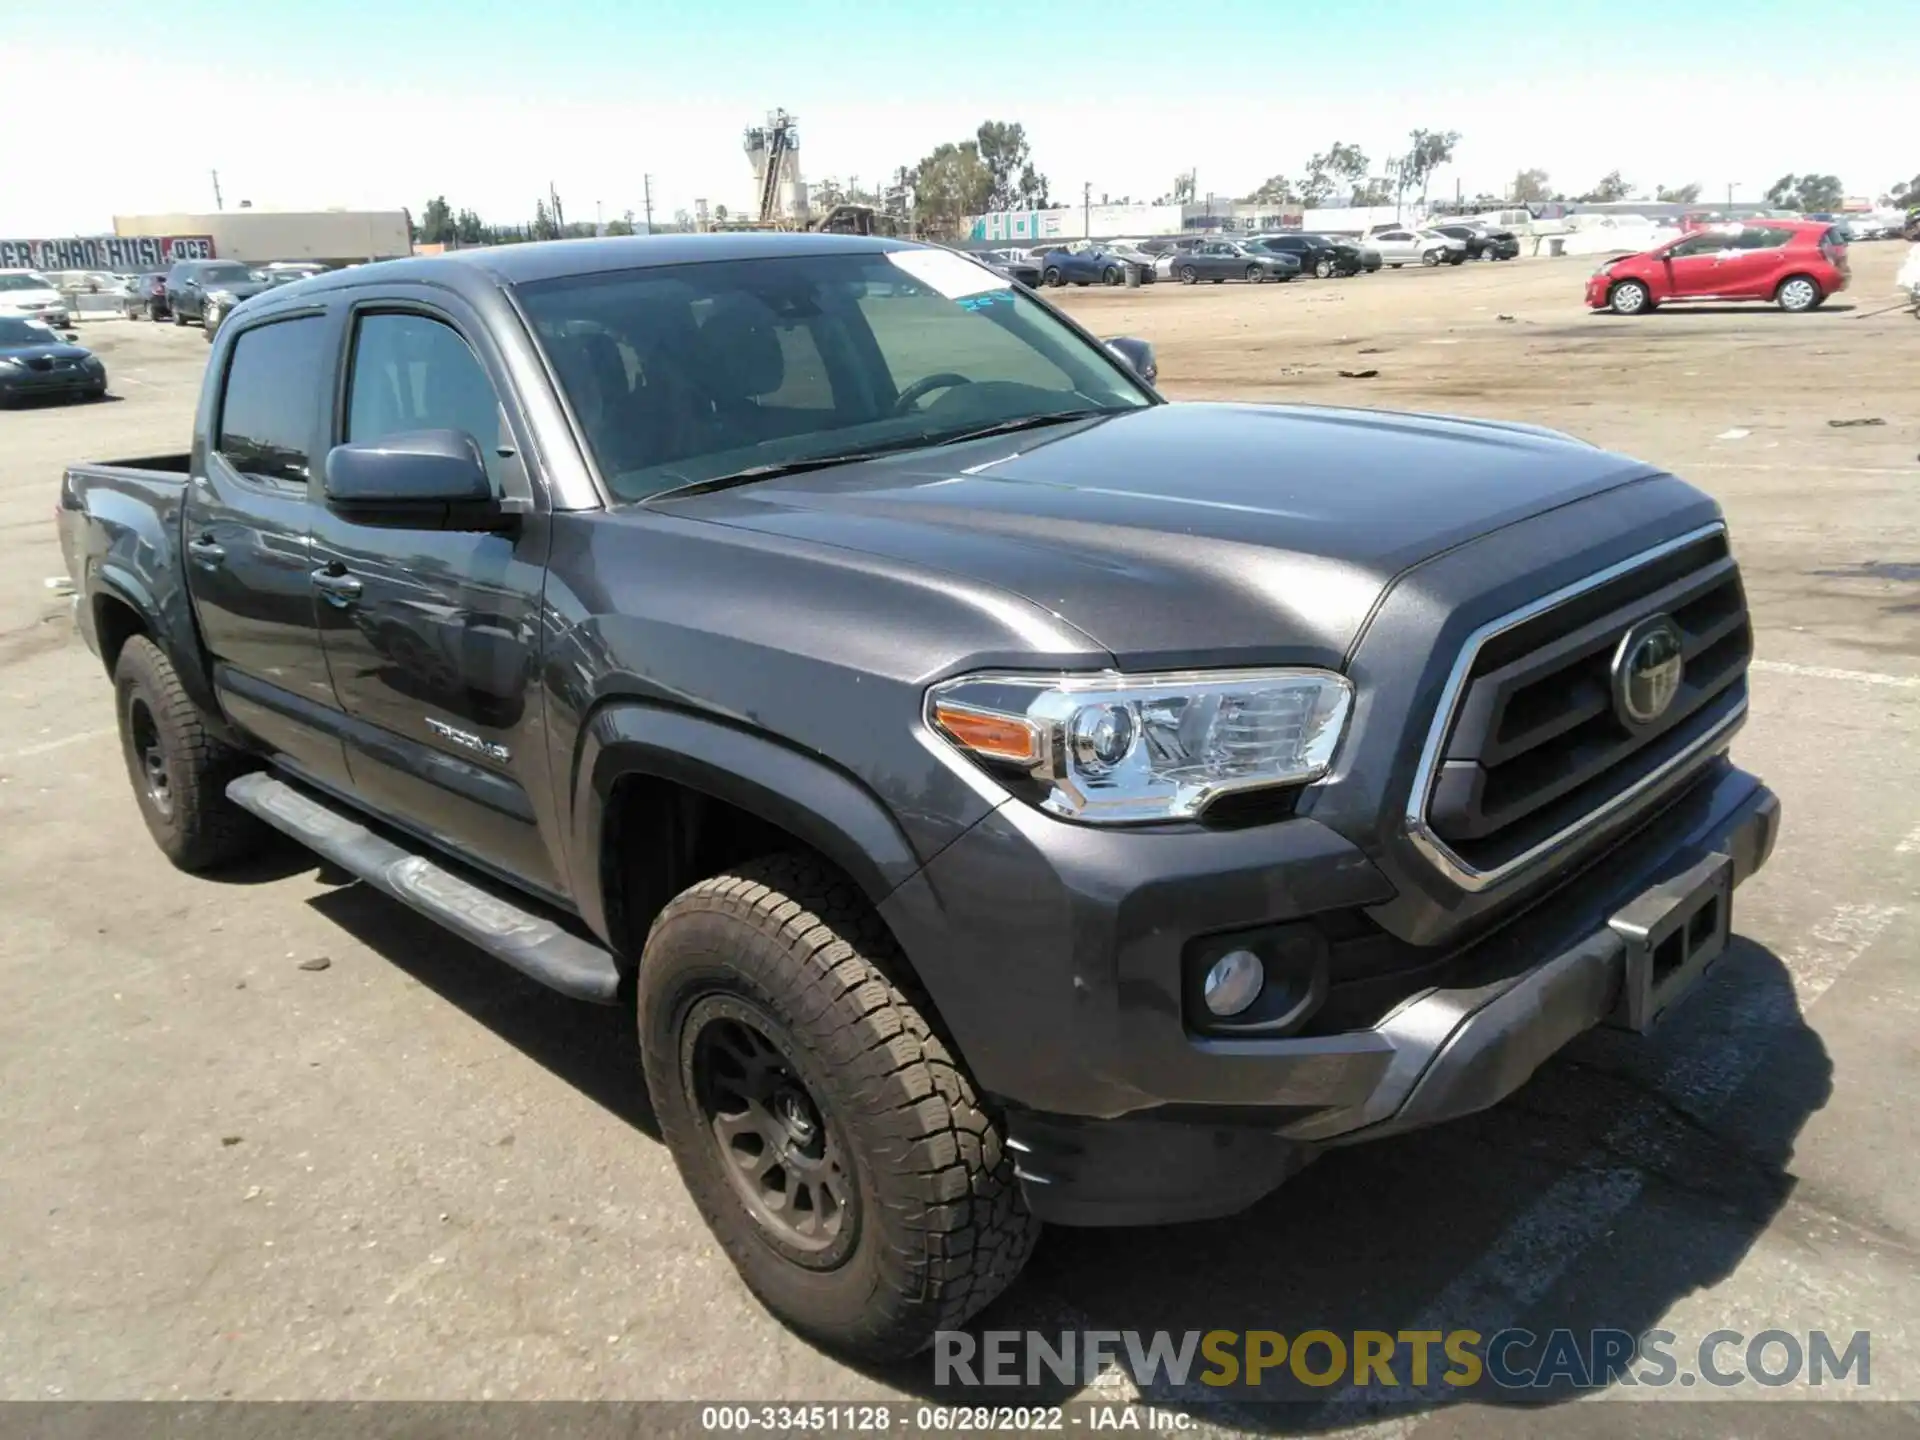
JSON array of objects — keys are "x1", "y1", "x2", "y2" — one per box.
[{"x1": 893, "y1": 372, "x2": 973, "y2": 414}]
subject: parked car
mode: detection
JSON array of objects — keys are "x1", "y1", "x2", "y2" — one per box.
[
  {"x1": 57, "y1": 233, "x2": 1778, "y2": 1364},
  {"x1": 0, "y1": 315, "x2": 106, "y2": 405},
  {"x1": 1433, "y1": 224, "x2": 1520, "y2": 261},
  {"x1": 1586, "y1": 220, "x2": 1851, "y2": 315},
  {"x1": 1246, "y1": 233, "x2": 1362, "y2": 278},
  {"x1": 1036, "y1": 246, "x2": 1135, "y2": 287},
  {"x1": 1101, "y1": 243, "x2": 1159, "y2": 283},
  {"x1": 969, "y1": 249, "x2": 1042, "y2": 287},
  {"x1": 203, "y1": 268, "x2": 314, "y2": 343},
  {"x1": 164, "y1": 260, "x2": 274, "y2": 325},
  {"x1": 0, "y1": 269, "x2": 73, "y2": 329},
  {"x1": 1370, "y1": 229, "x2": 1467, "y2": 267},
  {"x1": 1167, "y1": 239, "x2": 1299, "y2": 284},
  {"x1": 122, "y1": 271, "x2": 171, "y2": 321}
]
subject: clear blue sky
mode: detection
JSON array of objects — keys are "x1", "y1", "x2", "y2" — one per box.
[{"x1": 12, "y1": 0, "x2": 1909, "y2": 234}]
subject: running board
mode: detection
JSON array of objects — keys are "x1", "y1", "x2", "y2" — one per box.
[{"x1": 227, "y1": 771, "x2": 622, "y2": 1004}]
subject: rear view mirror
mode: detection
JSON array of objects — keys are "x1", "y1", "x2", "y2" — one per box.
[
  {"x1": 323, "y1": 428, "x2": 506, "y2": 531},
  {"x1": 1104, "y1": 335, "x2": 1158, "y2": 386}
]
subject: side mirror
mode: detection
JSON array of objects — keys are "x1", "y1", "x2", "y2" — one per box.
[
  {"x1": 1103, "y1": 336, "x2": 1158, "y2": 386},
  {"x1": 323, "y1": 429, "x2": 506, "y2": 531}
]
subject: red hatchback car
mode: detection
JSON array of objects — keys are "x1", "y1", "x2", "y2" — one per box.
[{"x1": 1586, "y1": 220, "x2": 1850, "y2": 315}]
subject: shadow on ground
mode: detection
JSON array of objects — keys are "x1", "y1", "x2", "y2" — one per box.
[{"x1": 292, "y1": 879, "x2": 1829, "y2": 1429}]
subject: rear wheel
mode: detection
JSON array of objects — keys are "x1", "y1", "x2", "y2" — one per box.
[
  {"x1": 1609, "y1": 278, "x2": 1652, "y2": 315},
  {"x1": 1776, "y1": 275, "x2": 1820, "y2": 312},
  {"x1": 113, "y1": 636, "x2": 265, "y2": 871},
  {"x1": 640, "y1": 854, "x2": 1039, "y2": 1360}
]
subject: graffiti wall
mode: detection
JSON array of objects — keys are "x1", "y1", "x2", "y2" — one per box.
[{"x1": 0, "y1": 236, "x2": 215, "y2": 271}]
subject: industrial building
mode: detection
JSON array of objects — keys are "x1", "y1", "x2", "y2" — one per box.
[{"x1": 112, "y1": 209, "x2": 412, "y2": 266}]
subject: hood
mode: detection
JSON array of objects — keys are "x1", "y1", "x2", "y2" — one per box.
[
  {"x1": 0, "y1": 290, "x2": 62, "y2": 308},
  {"x1": 0, "y1": 340, "x2": 91, "y2": 363},
  {"x1": 662, "y1": 402, "x2": 1659, "y2": 669}
]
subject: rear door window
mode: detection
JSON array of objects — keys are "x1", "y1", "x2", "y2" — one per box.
[{"x1": 215, "y1": 316, "x2": 327, "y2": 486}]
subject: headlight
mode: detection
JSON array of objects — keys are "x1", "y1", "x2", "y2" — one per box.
[
  {"x1": 1594, "y1": 260, "x2": 1616, "y2": 276},
  {"x1": 927, "y1": 667, "x2": 1352, "y2": 824}
]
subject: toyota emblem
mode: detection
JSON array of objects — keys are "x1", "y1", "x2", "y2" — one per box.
[{"x1": 1611, "y1": 615, "x2": 1686, "y2": 728}]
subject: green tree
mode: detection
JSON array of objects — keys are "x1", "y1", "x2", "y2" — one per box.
[
  {"x1": 714, "y1": 204, "x2": 729, "y2": 222},
  {"x1": 1401, "y1": 129, "x2": 1460, "y2": 209},
  {"x1": 1245, "y1": 173, "x2": 1296, "y2": 204},
  {"x1": 1510, "y1": 168, "x2": 1553, "y2": 203},
  {"x1": 1655, "y1": 182, "x2": 1703, "y2": 204},
  {"x1": 605, "y1": 209, "x2": 635, "y2": 237},
  {"x1": 531, "y1": 198, "x2": 560, "y2": 240},
  {"x1": 812, "y1": 176, "x2": 848, "y2": 210},
  {"x1": 1769, "y1": 173, "x2": 1843, "y2": 212},
  {"x1": 1353, "y1": 176, "x2": 1394, "y2": 206},
  {"x1": 1582, "y1": 170, "x2": 1633, "y2": 202},
  {"x1": 418, "y1": 196, "x2": 454, "y2": 244},
  {"x1": 912, "y1": 140, "x2": 991, "y2": 237},
  {"x1": 976, "y1": 121, "x2": 1051, "y2": 210},
  {"x1": 1886, "y1": 174, "x2": 1920, "y2": 208}
]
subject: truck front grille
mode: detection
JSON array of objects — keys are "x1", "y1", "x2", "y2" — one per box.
[{"x1": 1408, "y1": 524, "x2": 1750, "y2": 890}]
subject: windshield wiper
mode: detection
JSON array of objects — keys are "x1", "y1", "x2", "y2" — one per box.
[{"x1": 650, "y1": 408, "x2": 1133, "y2": 501}]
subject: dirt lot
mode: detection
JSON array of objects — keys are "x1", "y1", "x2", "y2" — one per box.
[{"x1": 1, "y1": 247, "x2": 1917, "y2": 1431}]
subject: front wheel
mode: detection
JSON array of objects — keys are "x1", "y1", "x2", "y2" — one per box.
[
  {"x1": 1421, "y1": 249, "x2": 1442, "y2": 267},
  {"x1": 113, "y1": 636, "x2": 266, "y2": 871},
  {"x1": 1103, "y1": 266, "x2": 1123, "y2": 286},
  {"x1": 1245, "y1": 264, "x2": 1264, "y2": 283},
  {"x1": 1178, "y1": 264, "x2": 1198, "y2": 284},
  {"x1": 1042, "y1": 268, "x2": 1063, "y2": 288},
  {"x1": 640, "y1": 854, "x2": 1040, "y2": 1360},
  {"x1": 1609, "y1": 278, "x2": 1652, "y2": 315},
  {"x1": 1776, "y1": 275, "x2": 1820, "y2": 312},
  {"x1": 1314, "y1": 258, "x2": 1335, "y2": 278}
]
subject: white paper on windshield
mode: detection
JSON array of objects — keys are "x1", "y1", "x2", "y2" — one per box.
[{"x1": 885, "y1": 248, "x2": 1011, "y2": 300}]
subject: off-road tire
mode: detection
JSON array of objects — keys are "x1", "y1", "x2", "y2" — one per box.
[
  {"x1": 113, "y1": 635, "x2": 265, "y2": 871},
  {"x1": 639, "y1": 853, "x2": 1039, "y2": 1360}
]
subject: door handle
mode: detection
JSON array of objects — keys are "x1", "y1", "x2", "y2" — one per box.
[
  {"x1": 310, "y1": 565, "x2": 363, "y2": 605},
  {"x1": 186, "y1": 534, "x2": 225, "y2": 566}
]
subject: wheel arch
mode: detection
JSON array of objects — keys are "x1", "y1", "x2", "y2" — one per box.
[{"x1": 571, "y1": 701, "x2": 925, "y2": 974}]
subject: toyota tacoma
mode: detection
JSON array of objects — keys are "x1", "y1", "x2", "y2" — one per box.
[{"x1": 57, "y1": 234, "x2": 1778, "y2": 1359}]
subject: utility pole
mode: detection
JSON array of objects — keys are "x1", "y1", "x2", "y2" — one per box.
[
  {"x1": 643, "y1": 175, "x2": 654, "y2": 233},
  {"x1": 1083, "y1": 180, "x2": 1091, "y2": 239},
  {"x1": 211, "y1": 169, "x2": 223, "y2": 212},
  {"x1": 1726, "y1": 181, "x2": 1736, "y2": 210}
]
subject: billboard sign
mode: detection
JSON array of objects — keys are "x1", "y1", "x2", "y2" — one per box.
[{"x1": 0, "y1": 235, "x2": 215, "y2": 271}]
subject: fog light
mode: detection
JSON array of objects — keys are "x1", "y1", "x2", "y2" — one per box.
[{"x1": 1202, "y1": 949, "x2": 1264, "y2": 1017}]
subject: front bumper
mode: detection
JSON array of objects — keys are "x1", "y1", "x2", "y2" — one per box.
[
  {"x1": 0, "y1": 365, "x2": 103, "y2": 399},
  {"x1": 886, "y1": 758, "x2": 1777, "y2": 1226}
]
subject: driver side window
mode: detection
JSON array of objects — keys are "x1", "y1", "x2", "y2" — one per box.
[
  {"x1": 346, "y1": 312, "x2": 509, "y2": 488},
  {"x1": 1668, "y1": 233, "x2": 1729, "y2": 258}
]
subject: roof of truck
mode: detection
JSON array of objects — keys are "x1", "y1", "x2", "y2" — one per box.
[{"x1": 280, "y1": 231, "x2": 916, "y2": 299}]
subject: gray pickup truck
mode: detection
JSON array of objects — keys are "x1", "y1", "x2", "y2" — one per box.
[{"x1": 57, "y1": 234, "x2": 1778, "y2": 1359}]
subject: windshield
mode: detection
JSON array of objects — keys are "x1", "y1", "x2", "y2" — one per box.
[
  {"x1": 198, "y1": 263, "x2": 254, "y2": 284},
  {"x1": 0, "y1": 274, "x2": 53, "y2": 292},
  {"x1": 0, "y1": 318, "x2": 59, "y2": 344},
  {"x1": 517, "y1": 248, "x2": 1154, "y2": 501}
]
